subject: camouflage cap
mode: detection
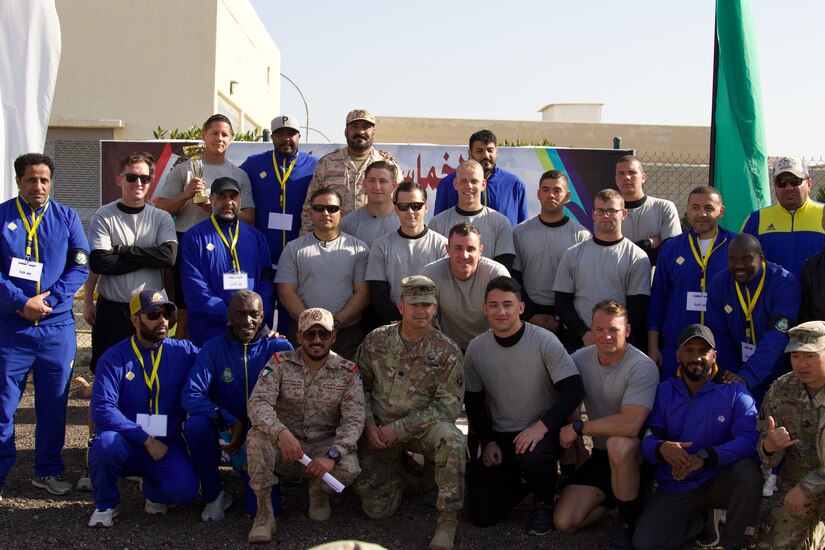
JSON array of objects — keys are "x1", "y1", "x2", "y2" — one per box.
[
  {"x1": 400, "y1": 275, "x2": 437, "y2": 304},
  {"x1": 785, "y1": 320, "x2": 825, "y2": 353},
  {"x1": 345, "y1": 109, "x2": 376, "y2": 126},
  {"x1": 298, "y1": 307, "x2": 335, "y2": 333}
]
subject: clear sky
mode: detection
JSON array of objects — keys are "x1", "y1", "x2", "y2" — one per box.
[{"x1": 250, "y1": 1, "x2": 823, "y2": 158}]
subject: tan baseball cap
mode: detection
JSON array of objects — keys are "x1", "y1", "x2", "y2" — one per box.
[{"x1": 298, "y1": 308, "x2": 335, "y2": 333}]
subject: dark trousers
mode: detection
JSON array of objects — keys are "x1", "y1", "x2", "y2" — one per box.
[
  {"x1": 633, "y1": 457, "x2": 762, "y2": 550},
  {"x1": 90, "y1": 296, "x2": 132, "y2": 373},
  {"x1": 467, "y1": 430, "x2": 562, "y2": 527}
]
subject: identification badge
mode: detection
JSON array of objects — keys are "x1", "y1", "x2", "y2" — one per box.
[
  {"x1": 685, "y1": 291, "x2": 707, "y2": 312},
  {"x1": 136, "y1": 413, "x2": 168, "y2": 437},
  {"x1": 741, "y1": 342, "x2": 756, "y2": 362},
  {"x1": 9, "y1": 257, "x2": 43, "y2": 281},
  {"x1": 223, "y1": 272, "x2": 249, "y2": 290},
  {"x1": 268, "y1": 212, "x2": 293, "y2": 231}
]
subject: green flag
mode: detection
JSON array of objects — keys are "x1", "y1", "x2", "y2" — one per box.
[{"x1": 710, "y1": 0, "x2": 770, "y2": 231}]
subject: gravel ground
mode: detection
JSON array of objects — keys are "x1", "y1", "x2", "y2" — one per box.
[{"x1": 0, "y1": 377, "x2": 757, "y2": 549}]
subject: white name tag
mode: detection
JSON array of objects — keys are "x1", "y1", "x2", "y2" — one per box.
[
  {"x1": 136, "y1": 413, "x2": 168, "y2": 437},
  {"x1": 686, "y1": 291, "x2": 707, "y2": 312},
  {"x1": 268, "y1": 212, "x2": 293, "y2": 231},
  {"x1": 223, "y1": 272, "x2": 249, "y2": 290},
  {"x1": 741, "y1": 342, "x2": 756, "y2": 363},
  {"x1": 9, "y1": 257, "x2": 43, "y2": 282}
]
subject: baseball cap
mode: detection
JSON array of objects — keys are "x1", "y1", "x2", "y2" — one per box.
[
  {"x1": 298, "y1": 308, "x2": 335, "y2": 333},
  {"x1": 677, "y1": 324, "x2": 716, "y2": 349},
  {"x1": 271, "y1": 115, "x2": 301, "y2": 133},
  {"x1": 211, "y1": 177, "x2": 241, "y2": 195},
  {"x1": 129, "y1": 289, "x2": 175, "y2": 315},
  {"x1": 346, "y1": 109, "x2": 376, "y2": 126},
  {"x1": 773, "y1": 156, "x2": 810, "y2": 179},
  {"x1": 400, "y1": 275, "x2": 437, "y2": 304},
  {"x1": 785, "y1": 321, "x2": 825, "y2": 353}
]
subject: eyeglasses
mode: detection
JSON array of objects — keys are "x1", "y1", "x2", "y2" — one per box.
[
  {"x1": 311, "y1": 204, "x2": 341, "y2": 214},
  {"x1": 121, "y1": 173, "x2": 152, "y2": 185},
  {"x1": 145, "y1": 310, "x2": 173, "y2": 321},
  {"x1": 301, "y1": 329, "x2": 333, "y2": 341},
  {"x1": 396, "y1": 202, "x2": 425, "y2": 212},
  {"x1": 593, "y1": 208, "x2": 621, "y2": 217},
  {"x1": 774, "y1": 177, "x2": 806, "y2": 188}
]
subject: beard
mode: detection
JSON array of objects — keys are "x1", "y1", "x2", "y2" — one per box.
[{"x1": 682, "y1": 362, "x2": 711, "y2": 382}]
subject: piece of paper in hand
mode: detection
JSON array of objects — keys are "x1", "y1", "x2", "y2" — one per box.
[{"x1": 299, "y1": 454, "x2": 345, "y2": 493}]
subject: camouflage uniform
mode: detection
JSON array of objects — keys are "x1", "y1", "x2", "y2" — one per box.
[
  {"x1": 299, "y1": 147, "x2": 402, "y2": 234},
  {"x1": 756, "y1": 372, "x2": 825, "y2": 549},
  {"x1": 246, "y1": 349, "x2": 365, "y2": 492},
  {"x1": 354, "y1": 323, "x2": 466, "y2": 518}
]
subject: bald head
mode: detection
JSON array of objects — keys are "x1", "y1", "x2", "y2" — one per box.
[{"x1": 728, "y1": 234, "x2": 764, "y2": 284}]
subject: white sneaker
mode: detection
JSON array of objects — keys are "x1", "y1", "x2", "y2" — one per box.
[
  {"x1": 77, "y1": 470, "x2": 93, "y2": 492},
  {"x1": 201, "y1": 489, "x2": 233, "y2": 522},
  {"x1": 144, "y1": 499, "x2": 169, "y2": 515},
  {"x1": 763, "y1": 472, "x2": 778, "y2": 497},
  {"x1": 88, "y1": 507, "x2": 117, "y2": 528}
]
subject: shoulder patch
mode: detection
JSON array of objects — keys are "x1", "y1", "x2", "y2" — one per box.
[
  {"x1": 774, "y1": 317, "x2": 791, "y2": 333},
  {"x1": 262, "y1": 367, "x2": 273, "y2": 377},
  {"x1": 454, "y1": 374, "x2": 464, "y2": 389},
  {"x1": 73, "y1": 250, "x2": 88, "y2": 266}
]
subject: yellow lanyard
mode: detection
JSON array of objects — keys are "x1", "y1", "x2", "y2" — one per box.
[
  {"x1": 272, "y1": 152, "x2": 296, "y2": 249},
  {"x1": 15, "y1": 198, "x2": 49, "y2": 263},
  {"x1": 687, "y1": 232, "x2": 720, "y2": 324},
  {"x1": 734, "y1": 262, "x2": 767, "y2": 344},
  {"x1": 131, "y1": 336, "x2": 163, "y2": 414},
  {"x1": 210, "y1": 215, "x2": 241, "y2": 272}
]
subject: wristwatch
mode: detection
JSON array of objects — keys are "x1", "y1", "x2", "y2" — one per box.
[
  {"x1": 327, "y1": 448, "x2": 342, "y2": 464},
  {"x1": 572, "y1": 420, "x2": 585, "y2": 436},
  {"x1": 697, "y1": 448, "x2": 710, "y2": 468}
]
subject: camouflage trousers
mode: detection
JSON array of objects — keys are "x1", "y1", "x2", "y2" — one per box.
[
  {"x1": 757, "y1": 485, "x2": 825, "y2": 549},
  {"x1": 354, "y1": 421, "x2": 465, "y2": 518},
  {"x1": 246, "y1": 428, "x2": 361, "y2": 493}
]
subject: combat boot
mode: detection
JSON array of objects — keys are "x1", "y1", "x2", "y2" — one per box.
[
  {"x1": 248, "y1": 489, "x2": 277, "y2": 544},
  {"x1": 428, "y1": 510, "x2": 458, "y2": 550},
  {"x1": 308, "y1": 478, "x2": 331, "y2": 521}
]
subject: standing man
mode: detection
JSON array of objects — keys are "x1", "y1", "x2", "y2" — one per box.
[
  {"x1": 355, "y1": 276, "x2": 466, "y2": 550},
  {"x1": 799, "y1": 207, "x2": 825, "y2": 322},
  {"x1": 554, "y1": 300, "x2": 659, "y2": 549},
  {"x1": 634, "y1": 324, "x2": 761, "y2": 550},
  {"x1": 0, "y1": 153, "x2": 89, "y2": 496},
  {"x1": 433, "y1": 129, "x2": 527, "y2": 226},
  {"x1": 553, "y1": 189, "x2": 651, "y2": 352},
  {"x1": 300, "y1": 109, "x2": 402, "y2": 233},
  {"x1": 87, "y1": 290, "x2": 200, "y2": 527},
  {"x1": 648, "y1": 186, "x2": 736, "y2": 377},
  {"x1": 246, "y1": 308, "x2": 364, "y2": 543},
  {"x1": 277, "y1": 188, "x2": 369, "y2": 359},
  {"x1": 465, "y1": 276, "x2": 584, "y2": 535},
  {"x1": 742, "y1": 156, "x2": 825, "y2": 278},
  {"x1": 429, "y1": 159, "x2": 515, "y2": 270},
  {"x1": 512, "y1": 170, "x2": 590, "y2": 333},
  {"x1": 421, "y1": 223, "x2": 510, "y2": 351},
  {"x1": 340, "y1": 160, "x2": 400, "y2": 246},
  {"x1": 756, "y1": 321, "x2": 825, "y2": 550},
  {"x1": 182, "y1": 290, "x2": 293, "y2": 520},
  {"x1": 179, "y1": 177, "x2": 274, "y2": 346},
  {"x1": 366, "y1": 181, "x2": 447, "y2": 325},
  {"x1": 615, "y1": 155, "x2": 681, "y2": 265}
]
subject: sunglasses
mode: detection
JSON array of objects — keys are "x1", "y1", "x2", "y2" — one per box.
[
  {"x1": 311, "y1": 204, "x2": 341, "y2": 214},
  {"x1": 145, "y1": 310, "x2": 173, "y2": 321},
  {"x1": 301, "y1": 329, "x2": 333, "y2": 341},
  {"x1": 774, "y1": 177, "x2": 806, "y2": 189},
  {"x1": 396, "y1": 202, "x2": 425, "y2": 212},
  {"x1": 121, "y1": 173, "x2": 152, "y2": 185}
]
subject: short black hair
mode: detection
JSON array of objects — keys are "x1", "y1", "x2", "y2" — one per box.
[
  {"x1": 469, "y1": 129, "x2": 497, "y2": 148},
  {"x1": 310, "y1": 187, "x2": 343, "y2": 205},
  {"x1": 14, "y1": 153, "x2": 54, "y2": 178},
  {"x1": 203, "y1": 114, "x2": 233, "y2": 133},
  {"x1": 394, "y1": 181, "x2": 427, "y2": 203},
  {"x1": 484, "y1": 275, "x2": 522, "y2": 301}
]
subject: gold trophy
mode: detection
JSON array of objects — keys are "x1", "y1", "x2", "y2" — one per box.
[{"x1": 182, "y1": 143, "x2": 209, "y2": 204}]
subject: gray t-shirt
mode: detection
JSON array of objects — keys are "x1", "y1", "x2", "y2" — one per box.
[
  {"x1": 88, "y1": 201, "x2": 177, "y2": 302},
  {"x1": 275, "y1": 231, "x2": 369, "y2": 323},
  {"x1": 553, "y1": 238, "x2": 651, "y2": 323},
  {"x1": 365, "y1": 228, "x2": 447, "y2": 304},
  {"x1": 157, "y1": 158, "x2": 256, "y2": 232},
  {"x1": 622, "y1": 195, "x2": 682, "y2": 244},
  {"x1": 420, "y1": 256, "x2": 510, "y2": 350},
  {"x1": 571, "y1": 344, "x2": 658, "y2": 449},
  {"x1": 428, "y1": 206, "x2": 515, "y2": 259},
  {"x1": 339, "y1": 208, "x2": 399, "y2": 247},
  {"x1": 465, "y1": 323, "x2": 579, "y2": 433},
  {"x1": 513, "y1": 216, "x2": 591, "y2": 307}
]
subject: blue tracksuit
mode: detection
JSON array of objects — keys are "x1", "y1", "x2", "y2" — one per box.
[
  {"x1": 641, "y1": 372, "x2": 758, "y2": 492},
  {"x1": 0, "y1": 197, "x2": 89, "y2": 486},
  {"x1": 180, "y1": 217, "x2": 274, "y2": 346},
  {"x1": 648, "y1": 227, "x2": 736, "y2": 378},
  {"x1": 89, "y1": 336, "x2": 200, "y2": 509},
  {"x1": 433, "y1": 166, "x2": 528, "y2": 226},
  {"x1": 182, "y1": 327, "x2": 292, "y2": 512},
  {"x1": 706, "y1": 262, "x2": 800, "y2": 405}
]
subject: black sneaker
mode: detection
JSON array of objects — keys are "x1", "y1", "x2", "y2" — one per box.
[
  {"x1": 696, "y1": 508, "x2": 721, "y2": 547},
  {"x1": 608, "y1": 523, "x2": 634, "y2": 550},
  {"x1": 527, "y1": 501, "x2": 553, "y2": 536}
]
